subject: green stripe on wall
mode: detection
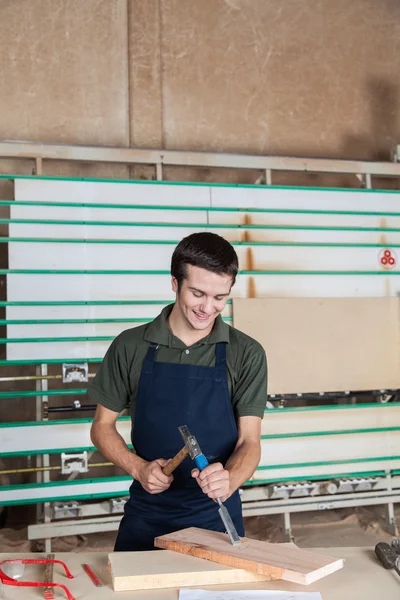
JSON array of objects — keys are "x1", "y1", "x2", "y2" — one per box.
[
  {"x1": 2, "y1": 198, "x2": 400, "y2": 217},
  {"x1": 2, "y1": 269, "x2": 400, "y2": 275}
]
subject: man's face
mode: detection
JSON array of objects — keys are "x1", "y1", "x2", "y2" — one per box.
[{"x1": 172, "y1": 264, "x2": 232, "y2": 332}]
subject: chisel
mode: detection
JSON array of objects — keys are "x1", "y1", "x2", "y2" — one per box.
[{"x1": 178, "y1": 425, "x2": 241, "y2": 546}]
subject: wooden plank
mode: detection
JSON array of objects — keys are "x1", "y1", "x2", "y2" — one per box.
[
  {"x1": 108, "y1": 549, "x2": 270, "y2": 592},
  {"x1": 154, "y1": 528, "x2": 344, "y2": 586},
  {"x1": 233, "y1": 297, "x2": 400, "y2": 394}
]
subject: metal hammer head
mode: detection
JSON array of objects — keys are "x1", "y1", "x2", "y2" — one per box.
[{"x1": 178, "y1": 425, "x2": 202, "y2": 460}]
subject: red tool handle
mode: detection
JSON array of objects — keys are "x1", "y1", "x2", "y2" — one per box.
[{"x1": 83, "y1": 564, "x2": 102, "y2": 587}]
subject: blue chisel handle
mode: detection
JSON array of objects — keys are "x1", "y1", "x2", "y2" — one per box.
[
  {"x1": 194, "y1": 453, "x2": 224, "y2": 508},
  {"x1": 194, "y1": 453, "x2": 209, "y2": 471}
]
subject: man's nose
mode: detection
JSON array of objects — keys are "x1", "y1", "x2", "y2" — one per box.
[{"x1": 200, "y1": 297, "x2": 213, "y2": 313}]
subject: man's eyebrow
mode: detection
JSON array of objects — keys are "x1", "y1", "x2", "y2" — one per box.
[{"x1": 188, "y1": 287, "x2": 229, "y2": 297}]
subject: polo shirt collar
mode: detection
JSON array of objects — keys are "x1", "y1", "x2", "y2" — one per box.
[{"x1": 143, "y1": 303, "x2": 230, "y2": 348}]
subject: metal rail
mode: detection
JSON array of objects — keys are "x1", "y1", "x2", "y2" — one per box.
[{"x1": 1, "y1": 140, "x2": 400, "y2": 178}]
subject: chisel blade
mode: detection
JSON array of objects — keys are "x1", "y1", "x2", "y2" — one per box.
[{"x1": 217, "y1": 499, "x2": 241, "y2": 546}]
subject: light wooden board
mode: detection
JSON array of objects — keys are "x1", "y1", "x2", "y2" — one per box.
[
  {"x1": 233, "y1": 297, "x2": 400, "y2": 394},
  {"x1": 154, "y1": 527, "x2": 343, "y2": 585},
  {"x1": 108, "y1": 550, "x2": 270, "y2": 591}
]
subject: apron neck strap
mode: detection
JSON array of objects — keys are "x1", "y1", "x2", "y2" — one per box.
[
  {"x1": 144, "y1": 344, "x2": 159, "y2": 366},
  {"x1": 215, "y1": 342, "x2": 227, "y2": 368}
]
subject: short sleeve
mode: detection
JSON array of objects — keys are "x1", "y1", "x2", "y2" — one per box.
[
  {"x1": 232, "y1": 342, "x2": 268, "y2": 419},
  {"x1": 87, "y1": 335, "x2": 130, "y2": 413}
]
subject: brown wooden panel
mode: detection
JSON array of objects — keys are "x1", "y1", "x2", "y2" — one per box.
[
  {"x1": 233, "y1": 297, "x2": 400, "y2": 394},
  {"x1": 155, "y1": 527, "x2": 343, "y2": 585}
]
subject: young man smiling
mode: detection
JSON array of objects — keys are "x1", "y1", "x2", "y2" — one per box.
[{"x1": 89, "y1": 232, "x2": 268, "y2": 551}]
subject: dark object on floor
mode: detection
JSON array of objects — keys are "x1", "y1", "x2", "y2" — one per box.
[{"x1": 375, "y1": 542, "x2": 400, "y2": 576}]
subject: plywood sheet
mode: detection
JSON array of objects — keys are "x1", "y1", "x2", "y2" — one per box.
[
  {"x1": 108, "y1": 550, "x2": 270, "y2": 592},
  {"x1": 233, "y1": 297, "x2": 400, "y2": 394},
  {"x1": 160, "y1": 1, "x2": 400, "y2": 159},
  {"x1": 155, "y1": 528, "x2": 343, "y2": 586},
  {"x1": 0, "y1": 1, "x2": 128, "y2": 146}
]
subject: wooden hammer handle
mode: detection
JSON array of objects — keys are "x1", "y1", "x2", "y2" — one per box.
[{"x1": 162, "y1": 445, "x2": 189, "y2": 476}]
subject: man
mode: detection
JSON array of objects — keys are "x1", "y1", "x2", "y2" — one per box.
[{"x1": 89, "y1": 232, "x2": 268, "y2": 551}]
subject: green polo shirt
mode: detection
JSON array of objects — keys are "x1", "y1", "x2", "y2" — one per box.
[{"x1": 88, "y1": 304, "x2": 267, "y2": 420}]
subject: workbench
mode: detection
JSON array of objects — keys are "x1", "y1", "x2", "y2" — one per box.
[{"x1": 0, "y1": 547, "x2": 398, "y2": 599}]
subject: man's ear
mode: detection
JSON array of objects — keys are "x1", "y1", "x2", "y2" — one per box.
[{"x1": 171, "y1": 276, "x2": 178, "y2": 293}]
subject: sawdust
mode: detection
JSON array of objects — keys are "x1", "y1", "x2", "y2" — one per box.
[
  {"x1": 0, "y1": 528, "x2": 31, "y2": 553},
  {"x1": 34, "y1": 535, "x2": 88, "y2": 553},
  {"x1": 0, "y1": 507, "x2": 398, "y2": 553},
  {"x1": 340, "y1": 507, "x2": 390, "y2": 537},
  {"x1": 244, "y1": 515, "x2": 286, "y2": 543}
]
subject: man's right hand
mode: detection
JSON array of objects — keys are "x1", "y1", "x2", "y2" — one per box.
[
  {"x1": 136, "y1": 458, "x2": 173, "y2": 494},
  {"x1": 90, "y1": 406, "x2": 174, "y2": 494}
]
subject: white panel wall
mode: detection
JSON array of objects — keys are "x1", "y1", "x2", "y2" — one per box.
[{"x1": 7, "y1": 178, "x2": 400, "y2": 361}]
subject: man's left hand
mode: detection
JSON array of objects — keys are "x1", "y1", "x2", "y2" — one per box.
[{"x1": 191, "y1": 463, "x2": 231, "y2": 502}]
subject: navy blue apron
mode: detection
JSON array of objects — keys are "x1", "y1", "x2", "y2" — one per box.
[{"x1": 114, "y1": 341, "x2": 244, "y2": 551}]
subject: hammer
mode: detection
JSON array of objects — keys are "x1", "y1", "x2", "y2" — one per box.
[
  {"x1": 162, "y1": 445, "x2": 189, "y2": 476},
  {"x1": 162, "y1": 425, "x2": 204, "y2": 476}
]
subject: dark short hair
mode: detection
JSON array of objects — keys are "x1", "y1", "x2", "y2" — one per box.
[{"x1": 171, "y1": 232, "x2": 238, "y2": 289}]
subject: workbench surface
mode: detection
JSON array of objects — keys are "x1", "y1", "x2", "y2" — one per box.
[{"x1": 0, "y1": 546, "x2": 398, "y2": 599}]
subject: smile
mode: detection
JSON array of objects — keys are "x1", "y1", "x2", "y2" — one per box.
[{"x1": 193, "y1": 310, "x2": 211, "y2": 321}]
